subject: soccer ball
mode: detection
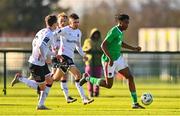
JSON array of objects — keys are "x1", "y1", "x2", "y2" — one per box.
[{"x1": 141, "y1": 92, "x2": 153, "y2": 105}]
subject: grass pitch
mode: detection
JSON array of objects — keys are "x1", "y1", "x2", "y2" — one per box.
[{"x1": 0, "y1": 80, "x2": 180, "y2": 116}]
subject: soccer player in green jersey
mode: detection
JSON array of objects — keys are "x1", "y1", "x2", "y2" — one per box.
[{"x1": 80, "y1": 13, "x2": 145, "y2": 109}]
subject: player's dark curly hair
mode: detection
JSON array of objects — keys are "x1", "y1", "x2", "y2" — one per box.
[
  {"x1": 115, "y1": 13, "x2": 129, "y2": 21},
  {"x1": 45, "y1": 14, "x2": 57, "y2": 27}
]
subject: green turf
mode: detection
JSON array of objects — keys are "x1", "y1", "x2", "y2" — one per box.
[{"x1": 0, "y1": 81, "x2": 180, "y2": 115}]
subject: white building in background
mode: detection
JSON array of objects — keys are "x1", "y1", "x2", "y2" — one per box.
[
  {"x1": 139, "y1": 28, "x2": 180, "y2": 51},
  {"x1": 138, "y1": 28, "x2": 180, "y2": 81}
]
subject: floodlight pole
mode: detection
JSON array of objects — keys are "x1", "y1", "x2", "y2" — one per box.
[{"x1": 3, "y1": 52, "x2": 7, "y2": 95}]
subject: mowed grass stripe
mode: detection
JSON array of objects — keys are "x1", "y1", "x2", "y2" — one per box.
[{"x1": 0, "y1": 82, "x2": 180, "y2": 115}]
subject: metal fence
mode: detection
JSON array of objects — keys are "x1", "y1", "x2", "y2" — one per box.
[{"x1": 0, "y1": 49, "x2": 180, "y2": 95}]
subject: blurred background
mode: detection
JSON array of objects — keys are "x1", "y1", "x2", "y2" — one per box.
[
  {"x1": 0, "y1": 0, "x2": 180, "y2": 48},
  {"x1": 0, "y1": 0, "x2": 180, "y2": 95}
]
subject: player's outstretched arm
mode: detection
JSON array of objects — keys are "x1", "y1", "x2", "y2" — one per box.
[{"x1": 122, "y1": 42, "x2": 141, "y2": 52}]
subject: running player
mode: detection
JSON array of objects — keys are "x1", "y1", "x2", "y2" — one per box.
[
  {"x1": 79, "y1": 13, "x2": 145, "y2": 109},
  {"x1": 11, "y1": 14, "x2": 57, "y2": 110},
  {"x1": 53, "y1": 13, "x2": 94, "y2": 104},
  {"x1": 51, "y1": 12, "x2": 77, "y2": 103}
]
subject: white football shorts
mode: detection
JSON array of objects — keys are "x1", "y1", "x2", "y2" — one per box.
[{"x1": 102, "y1": 56, "x2": 128, "y2": 78}]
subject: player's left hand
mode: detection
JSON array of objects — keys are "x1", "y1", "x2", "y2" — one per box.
[{"x1": 134, "y1": 46, "x2": 141, "y2": 52}]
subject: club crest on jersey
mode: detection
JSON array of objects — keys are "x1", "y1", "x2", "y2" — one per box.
[
  {"x1": 77, "y1": 34, "x2": 79, "y2": 37},
  {"x1": 58, "y1": 30, "x2": 61, "y2": 33},
  {"x1": 118, "y1": 41, "x2": 122, "y2": 45},
  {"x1": 43, "y1": 37, "x2": 50, "y2": 43}
]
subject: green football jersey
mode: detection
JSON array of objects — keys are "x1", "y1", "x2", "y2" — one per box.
[{"x1": 101, "y1": 26, "x2": 124, "y2": 62}]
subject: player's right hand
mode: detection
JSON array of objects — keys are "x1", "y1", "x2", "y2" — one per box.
[{"x1": 56, "y1": 55, "x2": 64, "y2": 62}]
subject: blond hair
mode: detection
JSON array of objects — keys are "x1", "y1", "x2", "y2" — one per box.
[{"x1": 57, "y1": 12, "x2": 68, "y2": 18}]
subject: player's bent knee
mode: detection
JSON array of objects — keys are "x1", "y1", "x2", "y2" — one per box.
[
  {"x1": 37, "y1": 82, "x2": 46, "y2": 90},
  {"x1": 53, "y1": 76, "x2": 60, "y2": 81},
  {"x1": 46, "y1": 78, "x2": 53, "y2": 84},
  {"x1": 61, "y1": 76, "x2": 67, "y2": 81}
]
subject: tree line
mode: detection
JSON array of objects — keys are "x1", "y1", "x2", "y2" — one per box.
[{"x1": 0, "y1": 0, "x2": 179, "y2": 46}]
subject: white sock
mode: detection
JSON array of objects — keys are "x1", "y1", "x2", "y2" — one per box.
[
  {"x1": 44, "y1": 86, "x2": 51, "y2": 97},
  {"x1": 38, "y1": 91, "x2": 46, "y2": 106},
  {"x1": 75, "y1": 82, "x2": 86, "y2": 99},
  {"x1": 18, "y1": 76, "x2": 38, "y2": 89},
  {"x1": 60, "y1": 81, "x2": 69, "y2": 100}
]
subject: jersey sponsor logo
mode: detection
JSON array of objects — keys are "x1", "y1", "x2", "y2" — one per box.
[
  {"x1": 66, "y1": 39, "x2": 78, "y2": 44},
  {"x1": 56, "y1": 39, "x2": 60, "y2": 42},
  {"x1": 43, "y1": 37, "x2": 50, "y2": 43}
]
